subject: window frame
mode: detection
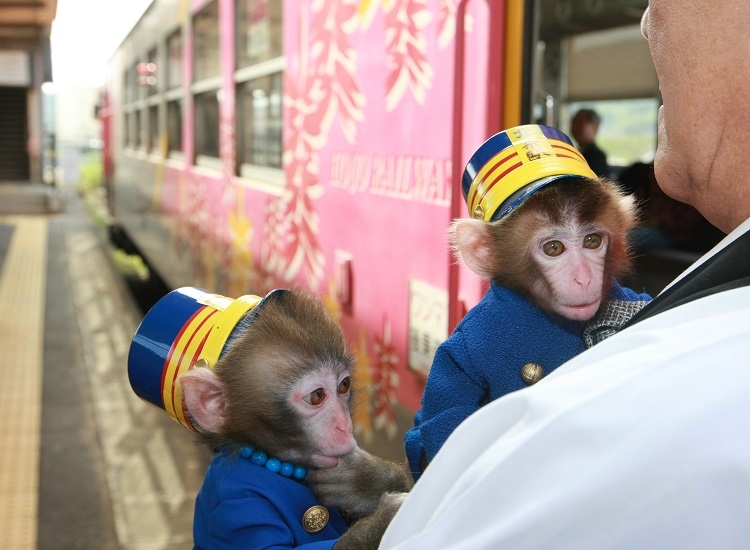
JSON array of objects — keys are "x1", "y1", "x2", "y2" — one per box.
[
  {"x1": 234, "y1": 0, "x2": 285, "y2": 188},
  {"x1": 191, "y1": 0, "x2": 221, "y2": 168}
]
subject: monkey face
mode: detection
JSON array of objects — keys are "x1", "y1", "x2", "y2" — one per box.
[
  {"x1": 287, "y1": 367, "x2": 357, "y2": 468},
  {"x1": 530, "y1": 225, "x2": 609, "y2": 321},
  {"x1": 176, "y1": 288, "x2": 359, "y2": 470},
  {"x1": 450, "y1": 177, "x2": 636, "y2": 322}
]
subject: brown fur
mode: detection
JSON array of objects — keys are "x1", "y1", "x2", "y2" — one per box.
[
  {"x1": 451, "y1": 177, "x2": 638, "y2": 306},
  {"x1": 179, "y1": 287, "x2": 408, "y2": 549},
  {"x1": 198, "y1": 288, "x2": 355, "y2": 459}
]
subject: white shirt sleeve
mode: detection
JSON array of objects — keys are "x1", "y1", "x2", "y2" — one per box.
[{"x1": 381, "y1": 281, "x2": 750, "y2": 550}]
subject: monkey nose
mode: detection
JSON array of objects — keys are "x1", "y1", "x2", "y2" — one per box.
[
  {"x1": 574, "y1": 267, "x2": 593, "y2": 287},
  {"x1": 335, "y1": 414, "x2": 352, "y2": 432}
]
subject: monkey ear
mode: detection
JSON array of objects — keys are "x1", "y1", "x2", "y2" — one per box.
[
  {"x1": 617, "y1": 191, "x2": 637, "y2": 226},
  {"x1": 449, "y1": 218, "x2": 495, "y2": 278},
  {"x1": 179, "y1": 367, "x2": 228, "y2": 434}
]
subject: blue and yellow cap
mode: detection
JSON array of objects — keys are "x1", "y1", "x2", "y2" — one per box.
[
  {"x1": 462, "y1": 124, "x2": 597, "y2": 222},
  {"x1": 127, "y1": 286, "x2": 284, "y2": 431}
]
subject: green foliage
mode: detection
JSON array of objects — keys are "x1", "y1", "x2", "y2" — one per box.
[
  {"x1": 77, "y1": 151, "x2": 104, "y2": 195},
  {"x1": 110, "y1": 248, "x2": 150, "y2": 281}
]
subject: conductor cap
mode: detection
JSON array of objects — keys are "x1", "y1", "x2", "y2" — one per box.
[
  {"x1": 127, "y1": 287, "x2": 285, "y2": 431},
  {"x1": 462, "y1": 124, "x2": 598, "y2": 222}
]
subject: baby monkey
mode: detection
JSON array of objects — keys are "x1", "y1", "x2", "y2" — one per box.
[
  {"x1": 402, "y1": 124, "x2": 652, "y2": 479},
  {"x1": 128, "y1": 287, "x2": 411, "y2": 550}
]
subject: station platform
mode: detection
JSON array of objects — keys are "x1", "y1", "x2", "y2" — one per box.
[
  {"x1": 0, "y1": 183, "x2": 711, "y2": 550},
  {"x1": 0, "y1": 187, "x2": 211, "y2": 550}
]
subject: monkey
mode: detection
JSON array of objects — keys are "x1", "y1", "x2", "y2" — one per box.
[
  {"x1": 307, "y1": 444, "x2": 413, "y2": 519},
  {"x1": 452, "y1": 177, "x2": 635, "y2": 322},
  {"x1": 401, "y1": 124, "x2": 653, "y2": 480},
  {"x1": 173, "y1": 287, "x2": 412, "y2": 550}
]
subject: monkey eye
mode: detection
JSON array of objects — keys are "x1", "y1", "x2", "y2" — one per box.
[
  {"x1": 337, "y1": 376, "x2": 351, "y2": 395},
  {"x1": 583, "y1": 233, "x2": 603, "y2": 249},
  {"x1": 305, "y1": 388, "x2": 326, "y2": 406},
  {"x1": 542, "y1": 240, "x2": 565, "y2": 257}
]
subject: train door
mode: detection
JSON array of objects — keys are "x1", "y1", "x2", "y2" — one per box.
[{"x1": 527, "y1": 0, "x2": 657, "y2": 171}]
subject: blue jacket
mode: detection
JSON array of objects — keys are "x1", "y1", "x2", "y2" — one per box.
[
  {"x1": 193, "y1": 450, "x2": 348, "y2": 549},
  {"x1": 404, "y1": 281, "x2": 650, "y2": 480}
]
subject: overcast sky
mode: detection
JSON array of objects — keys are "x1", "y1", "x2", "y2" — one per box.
[{"x1": 50, "y1": 0, "x2": 153, "y2": 88}]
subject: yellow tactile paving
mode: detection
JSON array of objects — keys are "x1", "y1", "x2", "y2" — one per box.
[{"x1": 0, "y1": 216, "x2": 47, "y2": 550}]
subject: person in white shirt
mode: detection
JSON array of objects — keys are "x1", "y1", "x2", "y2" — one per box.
[{"x1": 380, "y1": 2, "x2": 750, "y2": 548}]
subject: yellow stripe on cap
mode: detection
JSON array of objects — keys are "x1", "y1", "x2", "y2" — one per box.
[
  {"x1": 468, "y1": 125, "x2": 597, "y2": 222},
  {"x1": 467, "y1": 149, "x2": 523, "y2": 217},
  {"x1": 476, "y1": 157, "x2": 598, "y2": 221},
  {"x1": 162, "y1": 293, "x2": 262, "y2": 430},
  {"x1": 200, "y1": 294, "x2": 263, "y2": 370},
  {"x1": 163, "y1": 305, "x2": 217, "y2": 427}
]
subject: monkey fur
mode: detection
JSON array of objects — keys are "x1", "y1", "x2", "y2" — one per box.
[
  {"x1": 183, "y1": 287, "x2": 354, "y2": 462},
  {"x1": 309, "y1": 446, "x2": 413, "y2": 518},
  {"x1": 178, "y1": 288, "x2": 411, "y2": 550},
  {"x1": 451, "y1": 177, "x2": 637, "y2": 310},
  {"x1": 403, "y1": 177, "x2": 652, "y2": 480}
]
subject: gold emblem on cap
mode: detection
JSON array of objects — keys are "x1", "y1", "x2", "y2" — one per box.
[
  {"x1": 194, "y1": 358, "x2": 210, "y2": 369},
  {"x1": 520, "y1": 362, "x2": 545, "y2": 385},
  {"x1": 302, "y1": 505, "x2": 329, "y2": 533},
  {"x1": 473, "y1": 204, "x2": 485, "y2": 220}
]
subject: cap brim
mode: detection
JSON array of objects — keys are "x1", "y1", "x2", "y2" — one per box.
[{"x1": 493, "y1": 174, "x2": 590, "y2": 220}]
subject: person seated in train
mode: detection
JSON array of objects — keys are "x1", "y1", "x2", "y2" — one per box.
[{"x1": 571, "y1": 108, "x2": 610, "y2": 178}]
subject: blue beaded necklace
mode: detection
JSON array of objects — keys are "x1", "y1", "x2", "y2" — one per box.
[{"x1": 239, "y1": 445, "x2": 308, "y2": 480}]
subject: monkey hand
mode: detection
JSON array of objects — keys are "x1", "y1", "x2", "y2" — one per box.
[
  {"x1": 332, "y1": 491, "x2": 409, "y2": 550},
  {"x1": 308, "y1": 446, "x2": 413, "y2": 518}
]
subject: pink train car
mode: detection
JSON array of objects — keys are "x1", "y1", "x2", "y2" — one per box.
[{"x1": 102, "y1": 0, "x2": 653, "y2": 459}]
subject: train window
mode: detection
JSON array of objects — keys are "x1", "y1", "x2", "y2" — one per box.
[
  {"x1": 234, "y1": 0, "x2": 284, "y2": 184},
  {"x1": 135, "y1": 109, "x2": 144, "y2": 150},
  {"x1": 148, "y1": 104, "x2": 159, "y2": 154},
  {"x1": 125, "y1": 111, "x2": 133, "y2": 148},
  {"x1": 194, "y1": 90, "x2": 220, "y2": 162},
  {"x1": 193, "y1": 0, "x2": 221, "y2": 167},
  {"x1": 167, "y1": 99, "x2": 183, "y2": 155},
  {"x1": 166, "y1": 29, "x2": 183, "y2": 91},
  {"x1": 236, "y1": 0, "x2": 283, "y2": 68},
  {"x1": 566, "y1": 98, "x2": 658, "y2": 168},
  {"x1": 533, "y1": 10, "x2": 659, "y2": 178},
  {"x1": 193, "y1": 0, "x2": 220, "y2": 82},
  {"x1": 237, "y1": 72, "x2": 283, "y2": 173},
  {"x1": 125, "y1": 64, "x2": 139, "y2": 104}
]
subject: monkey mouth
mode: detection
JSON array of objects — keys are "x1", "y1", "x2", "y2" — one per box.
[
  {"x1": 310, "y1": 453, "x2": 344, "y2": 469},
  {"x1": 562, "y1": 300, "x2": 601, "y2": 320},
  {"x1": 310, "y1": 439, "x2": 356, "y2": 468}
]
